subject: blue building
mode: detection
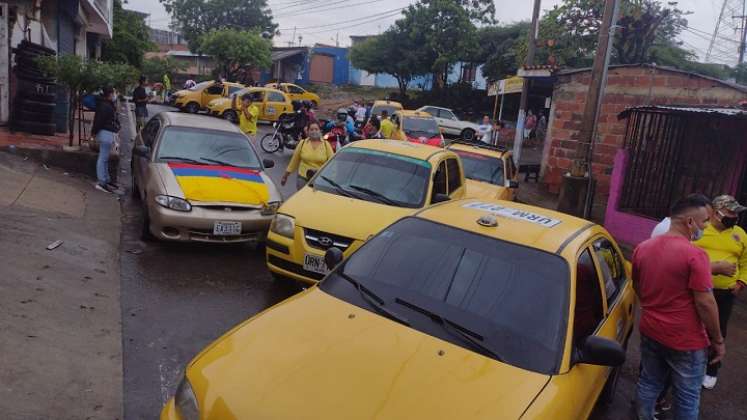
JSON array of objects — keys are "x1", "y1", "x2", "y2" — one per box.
[{"x1": 264, "y1": 44, "x2": 350, "y2": 85}]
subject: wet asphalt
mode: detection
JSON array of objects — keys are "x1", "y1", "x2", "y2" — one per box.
[
  {"x1": 118, "y1": 106, "x2": 747, "y2": 420},
  {"x1": 119, "y1": 105, "x2": 300, "y2": 419}
]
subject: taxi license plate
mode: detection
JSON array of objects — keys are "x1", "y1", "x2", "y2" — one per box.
[
  {"x1": 303, "y1": 254, "x2": 329, "y2": 275},
  {"x1": 213, "y1": 221, "x2": 242, "y2": 236}
]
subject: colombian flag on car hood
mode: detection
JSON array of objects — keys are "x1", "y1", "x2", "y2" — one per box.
[{"x1": 168, "y1": 163, "x2": 269, "y2": 205}]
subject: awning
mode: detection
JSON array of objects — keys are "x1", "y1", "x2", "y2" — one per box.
[
  {"x1": 81, "y1": 0, "x2": 113, "y2": 38},
  {"x1": 618, "y1": 105, "x2": 747, "y2": 120},
  {"x1": 271, "y1": 49, "x2": 308, "y2": 62}
]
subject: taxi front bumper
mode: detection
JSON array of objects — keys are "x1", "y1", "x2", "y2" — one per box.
[{"x1": 265, "y1": 226, "x2": 362, "y2": 285}]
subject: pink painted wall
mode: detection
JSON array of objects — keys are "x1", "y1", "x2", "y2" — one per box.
[{"x1": 604, "y1": 149, "x2": 658, "y2": 246}]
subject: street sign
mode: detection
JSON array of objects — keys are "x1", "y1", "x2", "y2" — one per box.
[{"x1": 500, "y1": 76, "x2": 524, "y2": 95}]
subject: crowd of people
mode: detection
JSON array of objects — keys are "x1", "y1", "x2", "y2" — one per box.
[{"x1": 633, "y1": 193, "x2": 746, "y2": 419}]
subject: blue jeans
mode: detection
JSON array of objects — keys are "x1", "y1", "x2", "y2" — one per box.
[
  {"x1": 96, "y1": 130, "x2": 114, "y2": 185},
  {"x1": 637, "y1": 335, "x2": 707, "y2": 420}
]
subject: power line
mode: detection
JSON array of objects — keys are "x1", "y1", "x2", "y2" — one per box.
[
  {"x1": 303, "y1": 9, "x2": 402, "y2": 35},
  {"x1": 276, "y1": 0, "x2": 388, "y2": 18},
  {"x1": 277, "y1": 6, "x2": 407, "y2": 31}
]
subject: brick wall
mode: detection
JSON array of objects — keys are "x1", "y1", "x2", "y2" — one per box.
[{"x1": 542, "y1": 65, "x2": 747, "y2": 196}]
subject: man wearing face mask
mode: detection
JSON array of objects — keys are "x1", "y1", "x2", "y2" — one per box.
[
  {"x1": 694, "y1": 195, "x2": 747, "y2": 390},
  {"x1": 633, "y1": 195, "x2": 724, "y2": 420}
]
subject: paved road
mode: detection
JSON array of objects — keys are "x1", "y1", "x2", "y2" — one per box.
[{"x1": 119, "y1": 105, "x2": 747, "y2": 420}]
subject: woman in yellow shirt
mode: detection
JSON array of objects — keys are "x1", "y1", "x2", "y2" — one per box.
[{"x1": 281, "y1": 122, "x2": 334, "y2": 189}]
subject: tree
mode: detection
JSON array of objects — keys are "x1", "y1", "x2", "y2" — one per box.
[
  {"x1": 197, "y1": 29, "x2": 271, "y2": 81},
  {"x1": 101, "y1": 0, "x2": 154, "y2": 68},
  {"x1": 160, "y1": 0, "x2": 277, "y2": 51},
  {"x1": 141, "y1": 56, "x2": 188, "y2": 83},
  {"x1": 473, "y1": 22, "x2": 529, "y2": 81},
  {"x1": 401, "y1": 0, "x2": 478, "y2": 89},
  {"x1": 422, "y1": 0, "x2": 496, "y2": 24},
  {"x1": 37, "y1": 56, "x2": 138, "y2": 146},
  {"x1": 734, "y1": 63, "x2": 747, "y2": 85},
  {"x1": 350, "y1": 28, "x2": 431, "y2": 98}
]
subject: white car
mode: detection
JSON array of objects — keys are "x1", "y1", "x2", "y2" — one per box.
[{"x1": 416, "y1": 106, "x2": 480, "y2": 139}]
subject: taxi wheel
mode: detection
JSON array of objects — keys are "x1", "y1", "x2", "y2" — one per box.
[
  {"x1": 185, "y1": 102, "x2": 200, "y2": 114},
  {"x1": 223, "y1": 110, "x2": 238, "y2": 124}
]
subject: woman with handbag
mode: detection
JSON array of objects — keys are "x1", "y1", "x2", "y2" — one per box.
[
  {"x1": 91, "y1": 87, "x2": 121, "y2": 193},
  {"x1": 281, "y1": 122, "x2": 334, "y2": 190}
]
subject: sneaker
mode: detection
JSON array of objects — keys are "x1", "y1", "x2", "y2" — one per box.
[
  {"x1": 655, "y1": 399, "x2": 672, "y2": 418},
  {"x1": 95, "y1": 183, "x2": 114, "y2": 194},
  {"x1": 702, "y1": 374, "x2": 718, "y2": 389},
  {"x1": 107, "y1": 182, "x2": 120, "y2": 190}
]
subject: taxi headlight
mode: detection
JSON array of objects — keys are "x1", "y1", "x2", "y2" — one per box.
[
  {"x1": 175, "y1": 374, "x2": 200, "y2": 420},
  {"x1": 261, "y1": 201, "x2": 281, "y2": 216},
  {"x1": 155, "y1": 195, "x2": 192, "y2": 212},
  {"x1": 270, "y1": 214, "x2": 295, "y2": 238}
]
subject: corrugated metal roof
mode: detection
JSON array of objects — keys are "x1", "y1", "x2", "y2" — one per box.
[
  {"x1": 271, "y1": 49, "x2": 308, "y2": 61},
  {"x1": 618, "y1": 105, "x2": 747, "y2": 119}
]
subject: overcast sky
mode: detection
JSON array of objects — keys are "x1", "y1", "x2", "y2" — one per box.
[{"x1": 126, "y1": 0, "x2": 739, "y2": 65}]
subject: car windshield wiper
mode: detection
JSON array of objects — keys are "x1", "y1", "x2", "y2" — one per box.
[
  {"x1": 318, "y1": 175, "x2": 357, "y2": 199},
  {"x1": 394, "y1": 297, "x2": 503, "y2": 361},
  {"x1": 159, "y1": 156, "x2": 203, "y2": 164},
  {"x1": 335, "y1": 271, "x2": 410, "y2": 327},
  {"x1": 349, "y1": 185, "x2": 398, "y2": 206},
  {"x1": 199, "y1": 157, "x2": 255, "y2": 169}
]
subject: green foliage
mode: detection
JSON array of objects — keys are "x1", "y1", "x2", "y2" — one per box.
[
  {"x1": 733, "y1": 63, "x2": 747, "y2": 85},
  {"x1": 650, "y1": 41, "x2": 732, "y2": 80},
  {"x1": 474, "y1": 22, "x2": 529, "y2": 81},
  {"x1": 197, "y1": 29, "x2": 271, "y2": 81},
  {"x1": 160, "y1": 0, "x2": 276, "y2": 51},
  {"x1": 142, "y1": 56, "x2": 188, "y2": 83},
  {"x1": 101, "y1": 0, "x2": 154, "y2": 68},
  {"x1": 421, "y1": 0, "x2": 495, "y2": 24},
  {"x1": 401, "y1": 0, "x2": 478, "y2": 88}
]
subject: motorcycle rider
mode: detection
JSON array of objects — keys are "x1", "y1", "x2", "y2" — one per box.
[{"x1": 324, "y1": 108, "x2": 352, "y2": 149}]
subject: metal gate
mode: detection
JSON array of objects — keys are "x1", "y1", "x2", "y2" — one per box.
[{"x1": 309, "y1": 54, "x2": 333, "y2": 84}]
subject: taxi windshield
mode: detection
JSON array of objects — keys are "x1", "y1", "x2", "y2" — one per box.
[
  {"x1": 155, "y1": 127, "x2": 261, "y2": 169},
  {"x1": 320, "y1": 217, "x2": 569, "y2": 374},
  {"x1": 372, "y1": 105, "x2": 400, "y2": 116},
  {"x1": 403, "y1": 117, "x2": 440, "y2": 138},
  {"x1": 454, "y1": 150, "x2": 505, "y2": 186},
  {"x1": 188, "y1": 81, "x2": 212, "y2": 91},
  {"x1": 313, "y1": 148, "x2": 431, "y2": 208}
]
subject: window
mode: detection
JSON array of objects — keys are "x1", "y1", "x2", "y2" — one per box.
[
  {"x1": 593, "y1": 238, "x2": 626, "y2": 306},
  {"x1": 287, "y1": 85, "x2": 305, "y2": 94},
  {"x1": 205, "y1": 84, "x2": 223, "y2": 95},
  {"x1": 573, "y1": 249, "x2": 604, "y2": 344},
  {"x1": 446, "y1": 158, "x2": 462, "y2": 193},
  {"x1": 267, "y1": 91, "x2": 285, "y2": 103},
  {"x1": 142, "y1": 119, "x2": 160, "y2": 146},
  {"x1": 227, "y1": 86, "x2": 242, "y2": 96},
  {"x1": 432, "y1": 161, "x2": 447, "y2": 198},
  {"x1": 461, "y1": 63, "x2": 477, "y2": 83},
  {"x1": 320, "y1": 217, "x2": 570, "y2": 374},
  {"x1": 439, "y1": 109, "x2": 457, "y2": 120},
  {"x1": 453, "y1": 150, "x2": 505, "y2": 186}
]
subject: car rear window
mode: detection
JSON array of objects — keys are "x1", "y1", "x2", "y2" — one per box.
[
  {"x1": 403, "y1": 116, "x2": 440, "y2": 138},
  {"x1": 453, "y1": 150, "x2": 505, "y2": 186},
  {"x1": 371, "y1": 105, "x2": 401, "y2": 116},
  {"x1": 321, "y1": 217, "x2": 569, "y2": 374}
]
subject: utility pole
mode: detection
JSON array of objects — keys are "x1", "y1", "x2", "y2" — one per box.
[
  {"x1": 558, "y1": 0, "x2": 619, "y2": 218},
  {"x1": 291, "y1": 26, "x2": 297, "y2": 47},
  {"x1": 511, "y1": 0, "x2": 541, "y2": 165},
  {"x1": 737, "y1": 0, "x2": 747, "y2": 64}
]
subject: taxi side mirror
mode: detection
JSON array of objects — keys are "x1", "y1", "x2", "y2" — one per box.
[
  {"x1": 325, "y1": 247, "x2": 344, "y2": 270},
  {"x1": 263, "y1": 159, "x2": 275, "y2": 169},
  {"x1": 575, "y1": 336, "x2": 626, "y2": 367},
  {"x1": 431, "y1": 193, "x2": 450, "y2": 204}
]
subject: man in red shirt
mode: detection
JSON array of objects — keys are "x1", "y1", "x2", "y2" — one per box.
[{"x1": 633, "y1": 195, "x2": 725, "y2": 420}]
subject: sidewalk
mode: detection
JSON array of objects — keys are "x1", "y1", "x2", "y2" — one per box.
[{"x1": 0, "y1": 151, "x2": 123, "y2": 420}]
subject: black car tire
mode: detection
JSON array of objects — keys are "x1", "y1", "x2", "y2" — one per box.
[
  {"x1": 461, "y1": 128, "x2": 475, "y2": 140},
  {"x1": 15, "y1": 119, "x2": 56, "y2": 135},
  {"x1": 17, "y1": 109, "x2": 55, "y2": 123},
  {"x1": 185, "y1": 102, "x2": 200, "y2": 113},
  {"x1": 223, "y1": 109, "x2": 238, "y2": 124},
  {"x1": 260, "y1": 133, "x2": 282, "y2": 153},
  {"x1": 21, "y1": 99, "x2": 56, "y2": 113}
]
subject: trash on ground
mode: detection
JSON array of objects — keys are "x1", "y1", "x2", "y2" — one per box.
[{"x1": 46, "y1": 240, "x2": 63, "y2": 250}]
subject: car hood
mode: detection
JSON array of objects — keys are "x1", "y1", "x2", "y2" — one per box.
[
  {"x1": 155, "y1": 163, "x2": 281, "y2": 205},
  {"x1": 464, "y1": 179, "x2": 511, "y2": 201},
  {"x1": 188, "y1": 288, "x2": 550, "y2": 420},
  {"x1": 278, "y1": 187, "x2": 418, "y2": 241}
]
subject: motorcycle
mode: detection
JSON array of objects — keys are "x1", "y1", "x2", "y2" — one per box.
[{"x1": 260, "y1": 113, "x2": 303, "y2": 153}]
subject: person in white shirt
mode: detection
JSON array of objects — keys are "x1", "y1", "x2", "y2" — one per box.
[
  {"x1": 355, "y1": 104, "x2": 367, "y2": 124},
  {"x1": 476, "y1": 115, "x2": 492, "y2": 144}
]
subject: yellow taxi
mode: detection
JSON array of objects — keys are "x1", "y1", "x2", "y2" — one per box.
[
  {"x1": 160, "y1": 198, "x2": 635, "y2": 420},
  {"x1": 448, "y1": 140, "x2": 519, "y2": 201},
  {"x1": 172, "y1": 80, "x2": 244, "y2": 113},
  {"x1": 370, "y1": 99, "x2": 403, "y2": 117},
  {"x1": 206, "y1": 87, "x2": 293, "y2": 124},
  {"x1": 391, "y1": 110, "x2": 445, "y2": 147},
  {"x1": 266, "y1": 139, "x2": 466, "y2": 284},
  {"x1": 264, "y1": 82, "x2": 320, "y2": 106}
]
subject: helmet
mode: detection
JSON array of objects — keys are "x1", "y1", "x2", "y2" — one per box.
[
  {"x1": 303, "y1": 100, "x2": 313, "y2": 109},
  {"x1": 291, "y1": 100, "x2": 303, "y2": 111},
  {"x1": 336, "y1": 108, "x2": 349, "y2": 121}
]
